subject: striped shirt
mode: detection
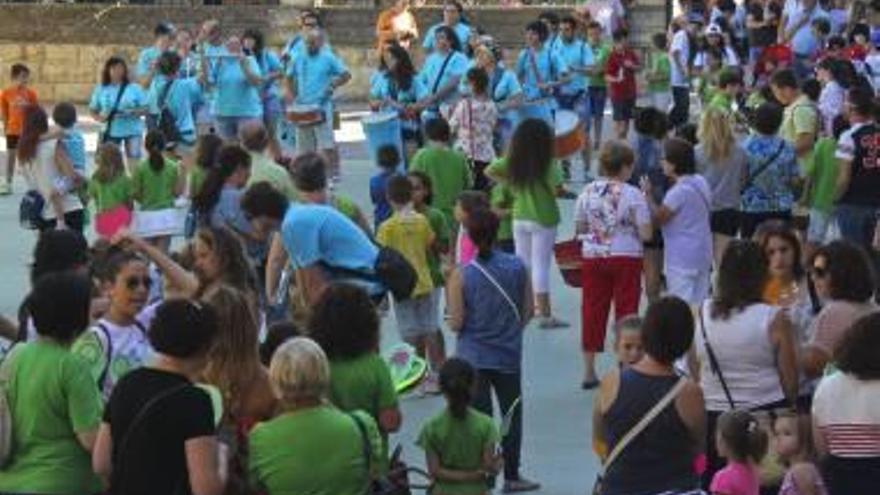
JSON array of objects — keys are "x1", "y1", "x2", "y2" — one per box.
[{"x1": 813, "y1": 372, "x2": 880, "y2": 457}]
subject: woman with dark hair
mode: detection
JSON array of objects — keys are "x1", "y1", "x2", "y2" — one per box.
[
  {"x1": 308, "y1": 284, "x2": 401, "y2": 468},
  {"x1": 369, "y1": 43, "x2": 426, "y2": 159},
  {"x1": 0, "y1": 272, "x2": 103, "y2": 495},
  {"x1": 93, "y1": 299, "x2": 227, "y2": 495},
  {"x1": 815, "y1": 57, "x2": 849, "y2": 137},
  {"x1": 486, "y1": 118, "x2": 568, "y2": 328},
  {"x1": 89, "y1": 57, "x2": 148, "y2": 165},
  {"x1": 186, "y1": 133, "x2": 224, "y2": 202},
  {"x1": 801, "y1": 241, "x2": 877, "y2": 380},
  {"x1": 447, "y1": 207, "x2": 539, "y2": 493},
  {"x1": 18, "y1": 105, "x2": 85, "y2": 232},
  {"x1": 422, "y1": 0, "x2": 471, "y2": 52},
  {"x1": 243, "y1": 28, "x2": 284, "y2": 158},
  {"x1": 754, "y1": 220, "x2": 817, "y2": 341},
  {"x1": 593, "y1": 296, "x2": 705, "y2": 495},
  {"x1": 417, "y1": 25, "x2": 469, "y2": 122},
  {"x1": 146, "y1": 50, "x2": 205, "y2": 154},
  {"x1": 192, "y1": 144, "x2": 255, "y2": 252},
  {"x1": 695, "y1": 240, "x2": 799, "y2": 489},
  {"x1": 740, "y1": 102, "x2": 800, "y2": 239},
  {"x1": 812, "y1": 312, "x2": 880, "y2": 495}
]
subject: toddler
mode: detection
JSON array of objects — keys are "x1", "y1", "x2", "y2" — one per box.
[
  {"x1": 711, "y1": 410, "x2": 768, "y2": 495},
  {"x1": 454, "y1": 190, "x2": 490, "y2": 265},
  {"x1": 774, "y1": 414, "x2": 828, "y2": 495},
  {"x1": 613, "y1": 315, "x2": 644, "y2": 367}
]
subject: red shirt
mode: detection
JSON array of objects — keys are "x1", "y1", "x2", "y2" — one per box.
[{"x1": 606, "y1": 48, "x2": 639, "y2": 102}]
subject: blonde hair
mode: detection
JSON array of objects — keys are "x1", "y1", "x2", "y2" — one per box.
[
  {"x1": 269, "y1": 337, "x2": 329, "y2": 402},
  {"x1": 201, "y1": 285, "x2": 262, "y2": 417},
  {"x1": 93, "y1": 143, "x2": 126, "y2": 184},
  {"x1": 698, "y1": 107, "x2": 735, "y2": 163}
]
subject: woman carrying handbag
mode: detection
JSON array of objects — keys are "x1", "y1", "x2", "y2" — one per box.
[{"x1": 592, "y1": 297, "x2": 706, "y2": 495}]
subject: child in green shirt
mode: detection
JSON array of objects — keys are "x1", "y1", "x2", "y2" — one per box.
[
  {"x1": 417, "y1": 358, "x2": 500, "y2": 495},
  {"x1": 131, "y1": 130, "x2": 186, "y2": 252},
  {"x1": 88, "y1": 143, "x2": 133, "y2": 239},
  {"x1": 647, "y1": 33, "x2": 672, "y2": 112},
  {"x1": 697, "y1": 49, "x2": 724, "y2": 106},
  {"x1": 804, "y1": 118, "x2": 848, "y2": 249}
]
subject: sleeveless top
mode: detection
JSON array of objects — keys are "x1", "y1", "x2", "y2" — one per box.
[
  {"x1": 839, "y1": 122, "x2": 880, "y2": 207},
  {"x1": 455, "y1": 250, "x2": 527, "y2": 372},
  {"x1": 695, "y1": 301, "x2": 785, "y2": 411},
  {"x1": 602, "y1": 369, "x2": 697, "y2": 495}
]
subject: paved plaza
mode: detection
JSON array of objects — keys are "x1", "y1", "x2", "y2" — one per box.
[{"x1": 0, "y1": 111, "x2": 612, "y2": 493}]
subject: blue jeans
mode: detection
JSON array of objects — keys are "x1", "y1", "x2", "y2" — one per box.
[
  {"x1": 215, "y1": 116, "x2": 262, "y2": 141},
  {"x1": 835, "y1": 203, "x2": 878, "y2": 249}
]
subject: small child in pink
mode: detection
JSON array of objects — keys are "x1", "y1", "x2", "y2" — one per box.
[
  {"x1": 453, "y1": 191, "x2": 490, "y2": 266},
  {"x1": 710, "y1": 410, "x2": 767, "y2": 495}
]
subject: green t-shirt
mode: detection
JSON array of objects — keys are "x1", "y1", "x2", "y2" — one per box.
[
  {"x1": 332, "y1": 194, "x2": 361, "y2": 225},
  {"x1": 780, "y1": 95, "x2": 819, "y2": 168},
  {"x1": 189, "y1": 167, "x2": 207, "y2": 198},
  {"x1": 0, "y1": 341, "x2": 103, "y2": 495},
  {"x1": 490, "y1": 183, "x2": 514, "y2": 241},
  {"x1": 249, "y1": 406, "x2": 382, "y2": 495},
  {"x1": 648, "y1": 52, "x2": 671, "y2": 92},
  {"x1": 707, "y1": 92, "x2": 733, "y2": 113},
  {"x1": 88, "y1": 173, "x2": 132, "y2": 213},
  {"x1": 132, "y1": 158, "x2": 179, "y2": 210},
  {"x1": 247, "y1": 153, "x2": 298, "y2": 200},
  {"x1": 416, "y1": 408, "x2": 500, "y2": 495},
  {"x1": 486, "y1": 157, "x2": 563, "y2": 226},
  {"x1": 589, "y1": 42, "x2": 611, "y2": 88},
  {"x1": 420, "y1": 205, "x2": 451, "y2": 287},
  {"x1": 410, "y1": 145, "x2": 472, "y2": 227},
  {"x1": 804, "y1": 137, "x2": 838, "y2": 212}
]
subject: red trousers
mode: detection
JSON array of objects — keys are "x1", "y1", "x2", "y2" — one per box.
[{"x1": 581, "y1": 256, "x2": 643, "y2": 352}]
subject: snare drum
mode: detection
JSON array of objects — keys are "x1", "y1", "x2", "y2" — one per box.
[
  {"x1": 554, "y1": 110, "x2": 586, "y2": 159},
  {"x1": 286, "y1": 104, "x2": 325, "y2": 126},
  {"x1": 361, "y1": 111, "x2": 404, "y2": 166},
  {"x1": 518, "y1": 99, "x2": 553, "y2": 126}
]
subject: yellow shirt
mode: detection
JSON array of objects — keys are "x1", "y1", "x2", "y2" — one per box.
[{"x1": 377, "y1": 209, "x2": 435, "y2": 297}]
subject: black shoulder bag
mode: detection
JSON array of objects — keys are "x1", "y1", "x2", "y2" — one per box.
[
  {"x1": 743, "y1": 140, "x2": 785, "y2": 191},
  {"x1": 101, "y1": 83, "x2": 129, "y2": 144},
  {"x1": 157, "y1": 80, "x2": 182, "y2": 149},
  {"x1": 697, "y1": 306, "x2": 736, "y2": 409}
]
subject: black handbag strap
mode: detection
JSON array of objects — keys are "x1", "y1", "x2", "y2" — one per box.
[
  {"x1": 158, "y1": 79, "x2": 175, "y2": 111},
  {"x1": 698, "y1": 305, "x2": 736, "y2": 410},
  {"x1": 431, "y1": 52, "x2": 454, "y2": 96},
  {"x1": 744, "y1": 140, "x2": 785, "y2": 190},
  {"x1": 103, "y1": 83, "x2": 129, "y2": 141}
]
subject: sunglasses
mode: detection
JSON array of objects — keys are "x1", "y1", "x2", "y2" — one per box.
[{"x1": 125, "y1": 276, "x2": 153, "y2": 290}]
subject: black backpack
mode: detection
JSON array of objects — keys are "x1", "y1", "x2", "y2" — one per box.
[{"x1": 157, "y1": 80, "x2": 182, "y2": 149}]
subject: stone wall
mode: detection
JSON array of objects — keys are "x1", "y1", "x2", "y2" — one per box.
[{"x1": 0, "y1": 3, "x2": 667, "y2": 103}]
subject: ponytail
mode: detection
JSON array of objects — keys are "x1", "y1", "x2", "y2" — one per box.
[
  {"x1": 145, "y1": 130, "x2": 166, "y2": 173},
  {"x1": 465, "y1": 207, "x2": 500, "y2": 261},
  {"x1": 192, "y1": 144, "x2": 252, "y2": 216},
  {"x1": 717, "y1": 410, "x2": 769, "y2": 464},
  {"x1": 439, "y1": 358, "x2": 475, "y2": 420}
]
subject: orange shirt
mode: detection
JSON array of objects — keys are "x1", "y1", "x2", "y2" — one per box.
[{"x1": 0, "y1": 86, "x2": 38, "y2": 136}]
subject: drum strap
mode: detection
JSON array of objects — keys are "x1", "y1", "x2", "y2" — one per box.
[
  {"x1": 528, "y1": 49, "x2": 543, "y2": 86},
  {"x1": 431, "y1": 53, "x2": 454, "y2": 97}
]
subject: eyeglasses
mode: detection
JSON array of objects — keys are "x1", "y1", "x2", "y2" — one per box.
[
  {"x1": 810, "y1": 266, "x2": 828, "y2": 279},
  {"x1": 125, "y1": 276, "x2": 153, "y2": 291}
]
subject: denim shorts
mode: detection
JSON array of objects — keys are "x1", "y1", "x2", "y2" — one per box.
[
  {"x1": 393, "y1": 289, "x2": 439, "y2": 340},
  {"x1": 215, "y1": 116, "x2": 263, "y2": 141},
  {"x1": 588, "y1": 86, "x2": 607, "y2": 120},
  {"x1": 106, "y1": 135, "x2": 143, "y2": 159}
]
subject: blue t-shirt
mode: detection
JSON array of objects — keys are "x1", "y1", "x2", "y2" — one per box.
[
  {"x1": 135, "y1": 46, "x2": 162, "y2": 80},
  {"x1": 287, "y1": 49, "x2": 348, "y2": 108},
  {"x1": 201, "y1": 43, "x2": 228, "y2": 112},
  {"x1": 554, "y1": 38, "x2": 594, "y2": 93},
  {"x1": 422, "y1": 22, "x2": 471, "y2": 52},
  {"x1": 147, "y1": 76, "x2": 203, "y2": 137},
  {"x1": 370, "y1": 170, "x2": 397, "y2": 229},
  {"x1": 88, "y1": 83, "x2": 147, "y2": 138},
  {"x1": 516, "y1": 46, "x2": 569, "y2": 101},
  {"x1": 369, "y1": 73, "x2": 427, "y2": 105},
  {"x1": 280, "y1": 203, "x2": 379, "y2": 272},
  {"x1": 178, "y1": 53, "x2": 201, "y2": 79},
  {"x1": 210, "y1": 186, "x2": 265, "y2": 260},
  {"x1": 255, "y1": 51, "x2": 283, "y2": 100},
  {"x1": 60, "y1": 128, "x2": 86, "y2": 174},
  {"x1": 418, "y1": 50, "x2": 469, "y2": 106},
  {"x1": 213, "y1": 56, "x2": 263, "y2": 118},
  {"x1": 789, "y1": 7, "x2": 829, "y2": 56}
]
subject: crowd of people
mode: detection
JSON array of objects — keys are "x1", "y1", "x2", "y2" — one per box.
[{"x1": 0, "y1": 0, "x2": 879, "y2": 494}]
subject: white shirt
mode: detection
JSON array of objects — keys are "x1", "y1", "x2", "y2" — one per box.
[
  {"x1": 574, "y1": 180, "x2": 650, "y2": 258},
  {"x1": 22, "y1": 139, "x2": 83, "y2": 219},
  {"x1": 669, "y1": 29, "x2": 690, "y2": 87},
  {"x1": 813, "y1": 372, "x2": 880, "y2": 457},
  {"x1": 696, "y1": 301, "x2": 786, "y2": 411}
]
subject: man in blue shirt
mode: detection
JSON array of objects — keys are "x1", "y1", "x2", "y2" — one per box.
[
  {"x1": 422, "y1": 1, "x2": 471, "y2": 53},
  {"x1": 782, "y1": 0, "x2": 828, "y2": 80},
  {"x1": 241, "y1": 182, "x2": 382, "y2": 306},
  {"x1": 147, "y1": 51, "x2": 205, "y2": 152},
  {"x1": 136, "y1": 22, "x2": 175, "y2": 89},
  {"x1": 516, "y1": 21, "x2": 569, "y2": 124},
  {"x1": 285, "y1": 29, "x2": 351, "y2": 180},
  {"x1": 554, "y1": 16, "x2": 593, "y2": 176}
]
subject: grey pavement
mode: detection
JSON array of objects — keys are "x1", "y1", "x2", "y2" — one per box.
[{"x1": 0, "y1": 110, "x2": 618, "y2": 494}]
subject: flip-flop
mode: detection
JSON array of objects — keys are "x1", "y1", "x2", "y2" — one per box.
[{"x1": 539, "y1": 316, "x2": 570, "y2": 329}]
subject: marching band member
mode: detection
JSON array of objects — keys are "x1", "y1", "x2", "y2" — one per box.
[
  {"x1": 423, "y1": 0, "x2": 471, "y2": 53},
  {"x1": 554, "y1": 15, "x2": 594, "y2": 170},
  {"x1": 243, "y1": 28, "x2": 285, "y2": 158},
  {"x1": 195, "y1": 19, "x2": 227, "y2": 135},
  {"x1": 417, "y1": 26, "x2": 469, "y2": 123},
  {"x1": 515, "y1": 20, "x2": 570, "y2": 124},
  {"x1": 369, "y1": 43, "x2": 426, "y2": 160},
  {"x1": 285, "y1": 29, "x2": 351, "y2": 180},
  {"x1": 209, "y1": 35, "x2": 264, "y2": 142},
  {"x1": 174, "y1": 28, "x2": 200, "y2": 80},
  {"x1": 136, "y1": 22, "x2": 175, "y2": 90}
]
